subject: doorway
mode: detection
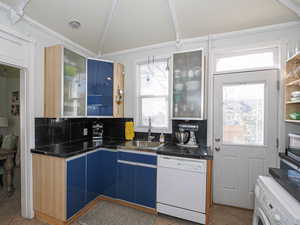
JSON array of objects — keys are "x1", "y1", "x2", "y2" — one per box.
[
  {"x1": 213, "y1": 69, "x2": 278, "y2": 209},
  {"x1": 0, "y1": 64, "x2": 22, "y2": 223}
]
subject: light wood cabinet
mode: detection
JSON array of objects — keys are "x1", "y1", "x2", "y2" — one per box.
[
  {"x1": 44, "y1": 45, "x2": 87, "y2": 118},
  {"x1": 285, "y1": 52, "x2": 300, "y2": 123},
  {"x1": 44, "y1": 45, "x2": 125, "y2": 118}
]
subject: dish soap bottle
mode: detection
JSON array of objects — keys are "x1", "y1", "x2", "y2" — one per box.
[{"x1": 160, "y1": 133, "x2": 165, "y2": 143}]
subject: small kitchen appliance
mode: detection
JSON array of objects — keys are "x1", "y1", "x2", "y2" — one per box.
[
  {"x1": 92, "y1": 121, "x2": 103, "y2": 142},
  {"x1": 175, "y1": 123, "x2": 199, "y2": 148}
]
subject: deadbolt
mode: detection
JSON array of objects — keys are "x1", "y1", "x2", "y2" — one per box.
[{"x1": 215, "y1": 138, "x2": 220, "y2": 142}]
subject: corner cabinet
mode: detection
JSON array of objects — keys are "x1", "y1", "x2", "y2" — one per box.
[
  {"x1": 172, "y1": 50, "x2": 205, "y2": 119},
  {"x1": 44, "y1": 45, "x2": 124, "y2": 118},
  {"x1": 44, "y1": 45, "x2": 87, "y2": 117}
]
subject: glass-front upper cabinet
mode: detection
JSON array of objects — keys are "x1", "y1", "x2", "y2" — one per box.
[
  {"x1": 63, "y1": 48, "x2": 87, "y2": 117},
  {"x1": 173, "y1": 50, "x2": 204, "y2": 119}
]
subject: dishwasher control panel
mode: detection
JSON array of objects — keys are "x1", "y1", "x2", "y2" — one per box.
[{"x1": 158, "y1": 155, "x2": 207, "y2": 173}]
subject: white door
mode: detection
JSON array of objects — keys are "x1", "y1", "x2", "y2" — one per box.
[{"x1": 213, "y1": 69, "x2": 278, "y2": 209}]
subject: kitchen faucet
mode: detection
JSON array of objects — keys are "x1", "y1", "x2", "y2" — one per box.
[{"x1": 148, "y1": 117, "x2": 155, "y2": 142}]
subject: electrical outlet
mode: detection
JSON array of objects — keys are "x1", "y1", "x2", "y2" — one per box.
[{"x1": 83, "y1": 128, "x2": 88, "y2": 136}]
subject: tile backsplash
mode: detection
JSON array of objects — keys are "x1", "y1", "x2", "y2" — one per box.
[{"x1": 35, "y1": 118, "x2": 133, "y2": 147}]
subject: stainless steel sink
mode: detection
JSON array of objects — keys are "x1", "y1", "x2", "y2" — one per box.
[{"x1": 123, "y1": 140, "x2": 164, "y2": 151}]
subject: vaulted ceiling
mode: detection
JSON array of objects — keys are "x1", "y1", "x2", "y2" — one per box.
[{"x1": 1, "y1": 0, "x2": 299, "y2": 55}]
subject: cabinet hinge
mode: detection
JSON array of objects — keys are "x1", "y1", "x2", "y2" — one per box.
[
  {"x1": 276, "y1": 138, "x2": 279, "y2": 149},
  {"x1": 277, "y1": 80, "x2": 280, "y2": 91}
]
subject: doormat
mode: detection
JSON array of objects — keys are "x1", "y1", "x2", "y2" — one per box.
[{"x1": 78, "y1": 201, "x2": 156, "y2": 225}]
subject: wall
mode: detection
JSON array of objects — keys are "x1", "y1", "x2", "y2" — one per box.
[
  {"x1": 0, "y1": 5, "x2": 96, "y2": 118},
  {"x1": 103, "y1": 22, "x2": 300, "y2": 151}
]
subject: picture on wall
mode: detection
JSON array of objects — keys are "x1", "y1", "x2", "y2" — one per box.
[{"x1": 11, "y1": 91, "x2": 20, "y2": 116}]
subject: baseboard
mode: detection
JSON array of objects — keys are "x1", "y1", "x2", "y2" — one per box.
[{"x1": 98, "y1": 195, "x2": 157, "y2": 215}]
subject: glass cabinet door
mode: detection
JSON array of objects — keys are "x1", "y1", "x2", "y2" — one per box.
[
  {"x1": 173, "y1": 50, "x2": 204, "y2": 119},
  {"x1": 63, "y1": 48, "x2": 87, "y2": 116}
]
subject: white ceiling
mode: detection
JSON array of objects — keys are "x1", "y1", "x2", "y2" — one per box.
[{"x1": 1, "y1": 0, "x2": 299, "y2": 54}]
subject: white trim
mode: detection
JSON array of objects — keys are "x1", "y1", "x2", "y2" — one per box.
[
  {"x1": 167, "y1": 0, "x2": 182, "y2": 46},
  {"x1": 103, "y1": 21, "x2": 300, "y2": 57},
  {"x1": 98, "y1": 0, "x2": 120, "y2": 56},
  {"x1": 277, "y1": 0, "x2": 300, "y2": 17}
]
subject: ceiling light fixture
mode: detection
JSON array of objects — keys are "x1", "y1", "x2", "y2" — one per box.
[{"x1": 69, "y1": 20, "x2": 81, "y2": 29}]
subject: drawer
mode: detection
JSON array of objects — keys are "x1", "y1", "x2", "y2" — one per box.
[{"x1": 118, "y1": 151, "x2": 157, "y2": 165}]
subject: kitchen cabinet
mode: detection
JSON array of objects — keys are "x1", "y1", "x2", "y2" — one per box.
[
  {"x1": 87, "y1": 59, "x2": 113, "y2": 116},
  {"x1": 117, "y1": 151, "x2": 157, "y2": 208},
  {"x1": 117, "y1": 162, "x2": 135, "y2": 203},
  {"x1": 134, "y1": 165, "x2": 156, "y2": 208},
  {"x1": 173, "y1": 50, "x2": 204, "y2": 119},
  {"x1": 99, "y1": 150, "x2": 117, "y2": 198},
  {"x1": 87, "y1": 60, "x2": 125, "y2": 117},
  {"x1": 66, "y1": 155, "x2": 87, "y2": 219},
  {"x1": 44, "y1": 45, "x2": 87, "y2": 117},
  {"x1": 86, "y1": 150, "x2": 102, "y2": 203}
]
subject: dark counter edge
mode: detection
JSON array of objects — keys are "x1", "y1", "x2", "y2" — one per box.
[
  {"x1": 279, "y1": 152, "x2": 300, "y2": 168},
  {"x1": 269, "y1": 168, "x2": 300, "y2": 202},
  {"x1": 32, "y1": 144, "x2": 213, "y2": 160}
]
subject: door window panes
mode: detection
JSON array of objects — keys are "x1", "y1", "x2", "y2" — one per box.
[{"x1": 222, "y1": 83, "x2": 264, "y2": 145}]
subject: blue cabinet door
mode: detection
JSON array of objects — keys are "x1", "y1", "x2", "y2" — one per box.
[
  {"x1": 87, "y1": 59, "x2": 113, "y2": 116},
  {"x1": 117, "y1": 162, "x2": 135, "y2": 203},
  {"x1": 86, "y1": 150, "x2": 102, "y2": 203},
  {"x1": 134, "y1": 166, "x2": 157, "y2": 208},
  {"x1": 67, "y1": 156, "x2": 86, "y2": 219},
  {"x1": 99, "y1": 150, "x2": 117, "y2": 198}
]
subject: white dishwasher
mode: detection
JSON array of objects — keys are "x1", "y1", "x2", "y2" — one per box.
[{"x1": 157, "y1": 155, "x2": 207, "y2": 224}]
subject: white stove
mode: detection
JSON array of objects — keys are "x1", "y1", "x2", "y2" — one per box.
[{"x1": 253, "y1": 176, "x2": 300, "y2": 225}]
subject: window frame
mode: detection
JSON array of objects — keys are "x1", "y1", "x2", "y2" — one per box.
[
  {"x1": 135, "y1": 56, "x2": 172, "y2": 133},
  {"x1": 213, "y1": 47, "x2": 279, "y2": 75}
]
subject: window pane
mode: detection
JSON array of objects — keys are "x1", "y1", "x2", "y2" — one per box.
[
  {"x1": 223, "y1": 83, "x2": 264, "y2": 145},
  {"x1": 139, "y1": 60, "x2": 169, "y2": 96},
  {"x1": 141, "y1": 97, "x2": 168, "y2": 128},
  {"x1": 216, "y1": 51, "x2": 274, "y2": 72}
]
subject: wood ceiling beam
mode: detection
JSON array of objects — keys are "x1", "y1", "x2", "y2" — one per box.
[
  {"x1": 277, "y1": 0, "x2": 300, "y2": 16},
  {"x1": 98, "y1": 0, "x2": 120, "y2": 56},
  {"x1": 167, "y1": 0, "x2": 182, "y2": 48}
]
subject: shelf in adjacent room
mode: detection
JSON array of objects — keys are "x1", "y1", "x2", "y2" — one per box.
[
  {"x1": 285, "y1": 119, "x2": 300, "y2": 123},
  {"x1": 286, "y1": 78, "x2": 300, "y2": 86},
  {"x1": 286, "y1": 101, "x2": 300, "y2": 104}
]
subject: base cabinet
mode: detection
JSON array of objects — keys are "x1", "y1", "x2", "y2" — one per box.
[
  {"x1": 117, "y1": 151, "x2": 157, "y2": 208},
  {"x1": 134, "y1": 165, "x2": 156, "y2": 208},
  {"x1": 87, "y1": 151, "x2": 102, "y2": 203},
  {"x1": 67, "y1": 156, "x2": 87, "y2": 219}
]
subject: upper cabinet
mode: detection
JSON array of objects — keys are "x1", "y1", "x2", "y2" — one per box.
[
  {"x1": 44, "y1": 45, "x2": 124, "y2": 118},
  {"x1": 172, "y1": 50, "x2": 204, "y2": 119},
  {"x1": 87, "y1": 59, "x2": 124, "y2": 117},
  {"x1": 44, "y1": 45, "x2": 87, "y2": 117}
]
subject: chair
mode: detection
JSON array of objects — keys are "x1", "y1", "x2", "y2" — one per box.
[{"x1": 0, "y1": 135, "x2": 18, "y2": 195}]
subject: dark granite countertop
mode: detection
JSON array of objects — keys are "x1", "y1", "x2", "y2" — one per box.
[
  {"x1": 279, "y1": 152, "x2": 300, "y2": 168},
  {"x1": 31, "y1": 139, "x2": 124, "y2": 158},
  {"x1": 269, "y1": 168, "x2": 300, "y2": 202},
  {"x1": 156, "y1": 143, "x2": 213, "y2": 160}
]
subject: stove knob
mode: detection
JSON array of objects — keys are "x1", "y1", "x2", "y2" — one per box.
[{"x1": 274, "y1": 214, "x2": 281, "y2": 222}]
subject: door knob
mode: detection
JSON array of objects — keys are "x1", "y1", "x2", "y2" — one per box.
[{"x1": 215, "y1": 147, "x2": 221, "y2": 152}]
